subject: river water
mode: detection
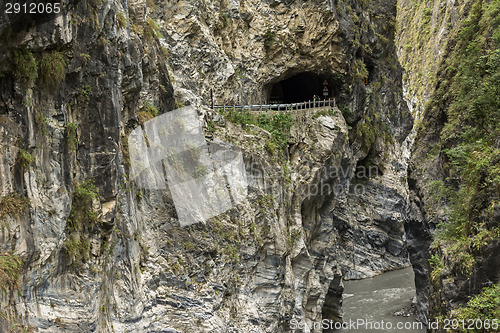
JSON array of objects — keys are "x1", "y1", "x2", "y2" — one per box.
[{"x1": 326, "y1": 267, "x2": 426, "y2": 333}]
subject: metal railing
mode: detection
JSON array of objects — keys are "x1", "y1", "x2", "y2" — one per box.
[{"x1": 210, "y1": 98, "x2": 336, "y2": 112}]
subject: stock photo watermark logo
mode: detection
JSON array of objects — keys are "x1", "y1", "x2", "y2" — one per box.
[
  {"x1": 128, "y1": 106, "x2": 378, "y2": 225},
  {"x1": 128, "y1": 106, "x2": 248, "y2": 226}
]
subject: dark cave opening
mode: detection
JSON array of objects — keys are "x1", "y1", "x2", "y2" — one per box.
[
  {"x1": 267, "y1": 72, "x2": 338, "y2": 103},
  {"x1": 365, "y1": 59, "x2": 376, "y2": 83},
  {"x1": 355, "y1": 152, "x2": 384, "y2": 179}
]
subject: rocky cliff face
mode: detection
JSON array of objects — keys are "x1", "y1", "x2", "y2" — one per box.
[
  {"x1": 0, "y1": 0, "x2": 414, "y2": 332},
  {"x1": 395, "y1": 0, "x2": 468, "y2": 322},
  {"x1": 397, "y1": 0, "x2": 500, "y2": 328}
]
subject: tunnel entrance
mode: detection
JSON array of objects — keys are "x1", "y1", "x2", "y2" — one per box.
[{"x1": 267, "y1": 72, "x2": 337, "y2": 104}]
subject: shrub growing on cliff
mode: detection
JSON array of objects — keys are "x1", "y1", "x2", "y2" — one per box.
[
  {"x1": 137, "y1": 101, "x2": 159, "y2": 124},
  {"x1": 0, "y1": 193, "x2": 29, "y2": 221},
  {"x1": 0, "y1": 252, "x2": 22, "y2": 294},
  {"x1": 422, "y1": 7, "x2": 432, "y2": 27},
  {"x1": 219, "y1": 108, "x2": 294, "y2": 157},
  {"x1": 222, "y1": 108, "x2": 254, "y2": 128},
  {"x1": 145, "y1": 18, "x2": 162, "y2": 40},
  {"x1": 143, "y1": 101, "x2": 159, "y2": 117},
  {"x1": 116, "y1": 11, "x2": 127, "y2": 29},
  {"x1": 64, "y1": 234, "x2": 91, "y2": 264},
  {"x1": 454, "y1": 284, "x2": 500, "y2": 331},
  {"x1": 429, "y1": 253, "x2": 444, "y2": 286},
  {"x1": 77, "y1": 85, "x2": 92, "y2": 104},
  {"x1": 17, "y1": 149, "x2": 34, "y2": 169},
  {"x1": 257, "y1": 112, "x2": 294, "y2": 150},
  {"x1": 352, "y1": 59, "x2": 369, "y2": 82},
  {"x1": 67, "y1": 180, "x2": 99, "y2": 231},
  {"x1": 312, "y1": 108, "x2": 335, "y2": 119},
  {"x1": 35, "y1": 111, "x2": 50, "y2": 136},
  {"x1": 356, "y1": 116, "x2": 376, "y2": 150},
  {"x1": 121, "y1": 135, "x2": 131, "y2": 167},
  {"x1": 63, "y1": 180, "x2": 100, "y2": 266},
  {"x1": 39, "y1": 51, "x2": 67, "y2": 90},
  {"x1": 65, "y1": 122, "x2": 78, "y2": 150},
  {"x1": 338, "y1": 104, "x2": 353, "y2": 119},
  {"x1": 13, "y1": 48, "x2": 38, "y2": 86}
]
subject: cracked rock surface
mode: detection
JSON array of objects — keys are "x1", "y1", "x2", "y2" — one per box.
[{"x1": 0, "y1": 0, "x2": 414, "y2": 332}]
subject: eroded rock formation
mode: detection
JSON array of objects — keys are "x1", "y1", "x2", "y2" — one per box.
[{"x1": 0, "y1": 0, "x2": 415, "y2": 332}]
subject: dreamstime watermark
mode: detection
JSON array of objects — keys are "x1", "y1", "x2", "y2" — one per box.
[{"x1": 128, "y1": 106, "x2": 381, "y2": 226}]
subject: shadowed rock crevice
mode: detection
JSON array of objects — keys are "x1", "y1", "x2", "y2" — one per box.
[{"x1": 321, "y1": 275, "x2": 343, "y2": 323}]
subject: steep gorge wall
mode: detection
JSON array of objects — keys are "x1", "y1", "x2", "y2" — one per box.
[
  {"x1": 397, "y1": 0, "x2": 500, "y2": 327},
  {"x1": 0, "y1": 0, "x2": 176, "y2": 330},
  {"x1": 0, "y1": 0, "x2": 413, "y2": 332}
]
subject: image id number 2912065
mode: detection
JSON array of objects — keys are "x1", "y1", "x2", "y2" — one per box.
[{"x1": 5, "y1": 2, "x2": 61, "y2": 14}]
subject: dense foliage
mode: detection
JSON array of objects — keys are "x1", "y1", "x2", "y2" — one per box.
[
  {"x1": 67, "y1": 180, "x2": 100, "y2": 231},
  {"x1": 455, "y1": 284, "x2": 500, "y2": 332},
  {"x1": 219, "y1": 108, "x2": 295, "y2": 158},
  {"x1": 39, "y1": 51, "x2": 67, "y2": 90},
  {"x1": 423, "y1": 0, "x2": 500, "y2": 321},
  {"x1": 0, "y1": 194, "x2": 29, "y2": 221},
  {"x1": 0, "y1": 252, "x2": 22, "y2": 294},
  {"x1": 64, "y1": 180, "x2": 100, "y2": 265},
  {"x1": 13, "y1": 48, "x2": 37, "y2": 86}
]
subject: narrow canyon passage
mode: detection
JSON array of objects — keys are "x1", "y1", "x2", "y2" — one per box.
[{"x1": 326, "y1": 267, "x2": 425, "y2": 333}]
